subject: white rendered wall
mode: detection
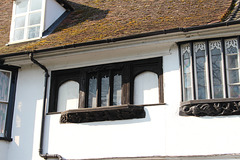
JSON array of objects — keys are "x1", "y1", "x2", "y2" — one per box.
[
  {"x1": 163, "y1": 49, "x2": 240, "y2": 156},
  {"x1": 8, "y1": 66, "x2": 45, "y2": 160},
  {"x1": 44, "y1": 0, "x2": 66, "y2": 31},
  {"x1": 0, "y1": 141, "x2": 9, "y2": 160},
  {"x1": 5, "y1": 42, "x2": 240, "y2": 160}
]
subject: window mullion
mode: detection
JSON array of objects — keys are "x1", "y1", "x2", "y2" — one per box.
[
  {"x1": 206, "y1": 40, "x2": 212, "y2": 99},
  {"x1": 109, "y1": 70, "x2": 113, "y2": 106},
  {"x1": 221, "y1": 38, "x2": 228, "y2": 98},
  {"x1": 24, "y1": 2, "x2": 30, "y2": 40},
  {"x1": 190, "y1": 42, "x2": 196, "y2": 100},
  {"x1": 97, "y1": 72, "x2": 101, "y2": 107},
  {"x1": 179, "y1": 45, "x2": 184, "y2": 102}
]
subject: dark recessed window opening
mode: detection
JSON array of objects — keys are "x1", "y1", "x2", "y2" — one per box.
[
  {"x1": 0, "y1": 66, "x2": 18, "y2": 141},
  {"x1": 49, "y1": 57, "x2": 164, "y2": 122}
]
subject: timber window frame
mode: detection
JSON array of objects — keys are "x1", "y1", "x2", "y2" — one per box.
[
  {"x1": 0, "y1": 66, "x2": 18, "y2": 141},
  {"x1": 49, "y1": 57, "x2": 164, "y2": 114},
  {"x1": 10, "y1": 0, "x2": 44, "y2": 43},
  {"x1": 179, "y1": 36, "x2": 240, "y2": 116}
]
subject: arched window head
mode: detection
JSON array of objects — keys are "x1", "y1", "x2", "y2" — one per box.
[
  {"x1": 57, "y1": 81, "x2": 79, "y2": 112},
  {"x1": 134, "y1": 71, "x2": 159, "y2": 105}
]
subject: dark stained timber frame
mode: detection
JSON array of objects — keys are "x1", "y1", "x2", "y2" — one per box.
[
  {"x1": 60, "y1": 105, "x2": 145, "y2": 123},
  {"x1": 49, "y1": 57, "x2": 163, "y2": 122},
  {"x1": 178, "y1": 36, "x2": 240, "y2": 117},
  {"x1": 0, "y1": 65, "x2": 18, "y2": 141},
  {"x1": 180, "y1": 98, "x2": 240, "y2": 116}
]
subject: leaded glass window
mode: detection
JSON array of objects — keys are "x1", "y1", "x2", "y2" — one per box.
[
  {"x1": 209, "y1": 40, "x2": 225, "y2": 98},
  {"x1": 181, "y1": 43, "x2": 193, "y2": 101},
  {"x1": 87, "y1": 71, "x2": 123, "y2": 108},
  {"x1": 113, "y1": 73, "x2": 122, "y2": 106},
  {"x1": 180, "y1": 37, "x2": 240, "y2": 102},
  {"x1": 101, "y1": 74, "x2": 110, "y2": 107},
  {"x1": 88, "y1": 74, "x2": 97, "y2": 108},
  {"x1": 225, "y1": 38, "x2": 240, "y2": 98},
  {"x1": 194, "y1": 42, "x2": 209, "y2": 99}
]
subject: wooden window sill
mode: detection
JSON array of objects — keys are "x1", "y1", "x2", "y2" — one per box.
[
  {"x1": 0, "y1": 137, "x2": 12, "y2": 142},
  {"x1": 60, "y1": 105, "x2": 146, "y2": 123}
]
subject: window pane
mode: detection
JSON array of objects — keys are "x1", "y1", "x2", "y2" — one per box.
[
  {"x1": 0, "y1": 71, "x2": 11, "y2": 102},
  {"x1": 113, "y1": 74, "x2": 122, "y2": 105},
  {"x1": 15, "y1": 0, "x2": 28, "y2": 14},
  {"x1": 134, "y1": 72, "x2": 159, "y2": 105},
  {"x1": 30, "y1": 0, "x2": 42, "y2": 11},
  {"x1": 225, "y1": 39, "x2": 238, "y2": 54},
  {"x1": 225, "y1": 39, "x2": 240, "y2": 98},
  {"x1": 14, "y1": 29, "x2": 24, "y2": 41},
  {"x1": 209, "y1": 41, "x2": 224, "y2": 98},
  {"x1": 194, "y1": 42, "x2": 208, "y2": 99},
  {"x1": 0, "y1": 103, "x2": 7, "y2": 137},
  {"x1": 15, "y1": 16, "x2": 26, "y2": 28},
  {"x1": 229, "y1": 85, "x2": 240, "y2": 98},
  {"x1": 182, "y1": 44, "x2": 192, "y2": 101},
  {"x1": 88, "y1": 75, "x2": 97, "y2": 108},
  {"x1": 228, "y1": 55, "x2": 238, "y2": 68},
  {"x1": 57, "y1": 81, "x2": 79, "y2": 112},
  {"x1": 101, "y1": 75, "x2": 109, "y2": 106},
  {"x1": 228, "y1": 69, "x2": 239, "y2": 83},
  {"x1": 28, "y1": 26, "x2": 40, "y2": 39},
  {"x1": 29, "y1": 12, "x2": 41, "y2": 25}
]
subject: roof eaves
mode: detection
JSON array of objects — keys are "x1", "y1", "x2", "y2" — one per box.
[{"x1": 223, "y1": 0, "x2": 240, "y2": 21}]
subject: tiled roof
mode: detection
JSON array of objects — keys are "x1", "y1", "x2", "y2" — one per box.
[{"x1": 0, "y1": 0, "x2": 235, "y2": 55}]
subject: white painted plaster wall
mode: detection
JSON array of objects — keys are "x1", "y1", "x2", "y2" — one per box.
[
  {"x1": 8, "y1": 66, "x2": 45, "y2": 160},
  {"x1": 0, "y1": 141, "x2": 9, "y2": 160},
  {"x1": 5, "y1": 41, "x2": 240, "y2": 160},
  {"x1": 44, "y1": 0, "x2": 66, "y2": 31}
]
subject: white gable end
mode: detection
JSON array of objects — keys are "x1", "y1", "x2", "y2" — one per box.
[{"x1": 44, "y1": 0, "x2": 66, "y2": 31}]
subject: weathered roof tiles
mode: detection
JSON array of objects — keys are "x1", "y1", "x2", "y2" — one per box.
[{"x1": 0, "y1": 0, "x2": 235, "y2": 55}]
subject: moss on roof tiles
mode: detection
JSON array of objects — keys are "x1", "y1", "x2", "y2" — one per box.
[{"x1": 0, "y1": 0, "x2": 233, "y2": 54}]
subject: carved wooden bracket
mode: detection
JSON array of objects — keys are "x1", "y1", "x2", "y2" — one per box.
[
  {"x1": 60, "y1": 105, "x2": 145, "y2": 123},
  {"x1": 180, "y1": 98, "x2": 240, "y2": 116}
]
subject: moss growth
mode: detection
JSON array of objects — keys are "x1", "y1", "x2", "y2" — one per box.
[{"x1": 0, "y1": 0, "x2": 234, "y2": 54}]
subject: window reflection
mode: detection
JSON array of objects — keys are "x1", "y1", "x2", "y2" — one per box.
[
  {"x1": 182, "y1": 44, "x2": 192, "y2": 101},
  {"x1": 194, "y1": 42, "x2": 208, "y2": 99},
  {"x1": 209, "y1": 41, "x2": 224, "y2": 98},
  {"x1": 113, "y1": 74, "x2": 122, "y2": 105},
  {"x1": 101, "y1": 75, "x2": 109, "y2": 106},
  {"x1": 88, "y1": 75, "x2": 97, "y2": 108},
  {"x1": 225, "y1": 39, "x2": 240, "y2": 98}
]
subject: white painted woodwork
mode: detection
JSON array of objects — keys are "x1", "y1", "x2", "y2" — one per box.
[
  {"x1": 44, "y1": 0, "x2": 66, "y2": 31},
  {"x1": 57, "y1": 81, "x2": 79, "y2": 112},
  {"x1": 134, "y1": 71, "x2": 159, "y2": 105}
]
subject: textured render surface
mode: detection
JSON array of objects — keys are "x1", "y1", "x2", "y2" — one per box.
[{"x1": 0, "y1": 0, "x2": 233, "y2": 55}]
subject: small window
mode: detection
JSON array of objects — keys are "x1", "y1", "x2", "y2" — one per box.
[
  {"x1": 0, "y1": 66, "x2": 18, "y2": 141},
  {"x1": 10, "y1": 0, "x2": 43, "y2": 42},
  {"x1": 179, "y1": 37, "x2": 240, "y2": 116},
  {"x1": 49, "y1": 57, "x2": 163, "y2": 113}
]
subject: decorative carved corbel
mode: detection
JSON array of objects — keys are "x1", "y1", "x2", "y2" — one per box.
[{"x1": 180, "y1": 99, "x2": 240, "y2": 116}]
